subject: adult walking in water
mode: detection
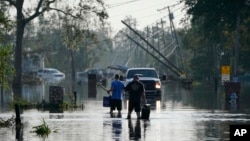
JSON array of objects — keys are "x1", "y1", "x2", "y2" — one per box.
[
  {"x1": 125, "y1": 75, "x2": 147, "y2": 119},
  {"x1": 107, "y1": 74, "x2": 125, "y2": 118}
]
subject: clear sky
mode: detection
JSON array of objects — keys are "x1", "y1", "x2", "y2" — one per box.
[{"x1": 104, "y1": 0, "x2": 186, "y2": 34}]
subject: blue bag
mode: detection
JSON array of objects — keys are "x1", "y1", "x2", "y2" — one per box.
[{"x1": 103, "y1": 96, "x2": 111, "y2": 107}]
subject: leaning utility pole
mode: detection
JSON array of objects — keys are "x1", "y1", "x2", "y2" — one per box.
[
  {"x1": 121, "y1": 20, "x2": 183, "y2": 76},
  {"x1": 126, "y1": 34, "x2": 180, "y2": 76},
  {"x1": 167, "y1": 6, "x2": 185, "y2": 73}
]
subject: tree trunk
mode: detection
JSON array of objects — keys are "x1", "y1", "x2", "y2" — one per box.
[
  {"x1": 70, "y1": 49, "x2": 75, "y2": 94},
  {"x1": 13, "y1": 0, "x2": 25, "y2": 98}
]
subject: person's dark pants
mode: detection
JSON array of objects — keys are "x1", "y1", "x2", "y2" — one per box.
[
  {"x1": 111, "y1": 99, "x2": 122, "y2": 111},
  {"x1": 128, "y1": 100, "x2": 141, "y2": 112}
]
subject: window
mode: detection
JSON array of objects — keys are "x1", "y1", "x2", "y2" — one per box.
[{"x1": 127, "y1": 69, "x2": 158, "y2": 79}]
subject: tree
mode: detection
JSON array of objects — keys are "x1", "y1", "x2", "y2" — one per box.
[
  {"x1": 0, "y1": 45, "x2": 14, "y2": 89},
  {"x1": 2, "y1": 0, "x2": 108, "y2": 98},
  {"x1": 0, "y1": 9, "x2": 15, "y2": 103},
  {"x1": 61, "y1": 16, "x2": 84, "y2": 94},
  {"x1": 181, "y1": 0, "x2": 250, "y2": 76},
  {"x1": 182, "y1": 0, "x2": 250, "y2": 32},
  {"x1": 0, "y1": 9, "x2": 15, "y2": 88}
]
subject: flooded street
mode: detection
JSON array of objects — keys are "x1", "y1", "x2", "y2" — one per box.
[{"x1": 1, "y1": 81, "x2": 250, "y2": 141}]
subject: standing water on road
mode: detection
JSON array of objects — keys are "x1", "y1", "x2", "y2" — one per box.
[{"x1": 0, "y1": 81, "x2": 250, "y2": 141}]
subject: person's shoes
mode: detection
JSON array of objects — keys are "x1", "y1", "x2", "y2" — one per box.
[
  {"x1": 110, "y1": 113, "x2": 114, "y2": 118},
  {"x1": 126, "y1": 115, "x2": 131, "y2": 119},
  {"x1": 117, "y1": 113, "x2": 122, "y2": 118}
]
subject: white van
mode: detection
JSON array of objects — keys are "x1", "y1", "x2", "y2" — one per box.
[{"x1": 37, "y1": 68, "x2": 65, "y2": 83}]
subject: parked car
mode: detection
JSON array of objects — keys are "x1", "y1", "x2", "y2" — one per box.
[
  {"x1": 37, "y1": 68, "x2": 65, "y2": 83},
  {"x1": 76, "y1": 68, "x2": 107, "y2": 84}
]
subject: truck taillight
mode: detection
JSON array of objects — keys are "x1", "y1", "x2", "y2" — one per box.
[{"x1": 155, "y1": 81, "x2": 161, "y2": 89}]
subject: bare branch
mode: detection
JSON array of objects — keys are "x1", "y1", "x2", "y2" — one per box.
[
  {"x1": 35, "y1": 0, "x2": 45, "y2": 13},
  {"x1": 25, "y1": 0, "x2": 56, "y2": 24},
  {"x1": 25, "y1": 10, "x2": 45, "y2": 24},
  {"x1": 4, "y1": 0, "x2": 16, "y2": 7},
  {"x1": 49, "y1": 7, "x2": 78, "y2": 19}
]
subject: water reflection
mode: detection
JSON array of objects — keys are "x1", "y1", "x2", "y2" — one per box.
[
  {"x1": 155, "y1": 100, "x2": 161, "y2": 113},
  {"x1": 0, "y1": 89, "x2": 13, "y2": 112},
  {"x1": 163, "y1": 83, "x2": 223, "y2": 111},
  {"x1": 112, "y1": 120, "x2": 122, "y2": 141},
  {"x1": 1, "y1": 81, "x2": 249, "y2": 113},
  {"x1": 16, "y1": 125, "x2": 23, "y2": 141},
  {"x1": 1, "y1": 81, "x2": 250, "y2": 141},
  {"x1": 49, "y1": 111, "x2": 64, "y2": 119},
  {"x1": 229, "y1": 102, "x2": 238, "y2": 112},
  {"x1": 128, "y1": 119, "x2": 141, "y2": 140},
  {"x1": 204, "y1": 120, "x2": 219, "y2": 139},
  {"x1": 127, "y1": 119, "x2": 150, "y2": 140}
]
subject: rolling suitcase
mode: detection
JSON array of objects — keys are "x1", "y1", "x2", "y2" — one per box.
[{"x1": 141, "y1": 104, "x2": 150, "y2": 119}]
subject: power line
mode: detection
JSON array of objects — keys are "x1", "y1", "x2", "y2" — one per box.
[
  {"x1": 171, "y1": 4, "x2": 185, "y2": 12},
  {"x1": 157, "y1": 2, "x2": 182, "y2": 12},
  {"x1": 107, "y1": 2, "x2": 169, "y2": 19},
  {"x1": 106, "y1": 0, "x2": 142, "y2": 8}
]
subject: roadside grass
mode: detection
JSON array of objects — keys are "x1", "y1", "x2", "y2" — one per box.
[{"x1": 31, "y1": 118, "x2": 57, "y2": 138}]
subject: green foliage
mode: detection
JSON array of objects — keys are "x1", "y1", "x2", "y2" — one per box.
[
  {"x1": 190, "y1": 55, "x2": 210, "y2": 80},
  {"x1": 0, "y1": 10, "x2": 13, "y2": 39},
  {"x1": 238, "y1": 18, "x2": 250, "y2": 72},
  {"x1": 61, "y1": 19, "x2": 83, "y2": 51},
  {"x1": 8, "y1": 97, "x2": 34, "y2": 110},
  {"x1": 0, "y1": 9, "x2": 15, "y2": 89},
  {"x1": 183, "y1": 0, "x2": 250, "y2": 33},
  {"x1": 178, "y1": 27, "x2": 208, "y2": 79},
  {"x1": 32, "y1": 119, "x2": 51, "y2": 137},
  {"x1": 180, "y1": 0, "x2": 250, "y2": 78},
  {"x1": 0, "y1": 45, "x2": 15, "y2": 89},
  {"x1": 1, "y1": 0, "x2": 109, "y2": 98}
]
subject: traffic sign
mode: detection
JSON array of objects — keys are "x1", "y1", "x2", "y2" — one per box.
[{"x1": 221, "y1": 66, "x2": 230, "y2": 74}]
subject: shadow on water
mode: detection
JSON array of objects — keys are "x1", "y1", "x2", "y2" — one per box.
[
  {"x1": 128, "y1": 119, "x2": 141, "y2": 140},
  {"x1": 15, "y1": 125, "x2": 23, "y2": 141},
  {"x1": 128, "y1": 119, "x2": 151, "y2": 141}
]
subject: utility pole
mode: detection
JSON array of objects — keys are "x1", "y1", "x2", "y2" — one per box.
[
  {"x1": 168, "y1": 6, "x2": 179, "y2": 69},
  {"x1": 146, "y1": 26, "x2": 150, "y2": 67},
  {"x1": 156, "y1": 22, "x2": 161, "y2": 69},
  {"x1": 160, "y1": 19, "x2": 168, "y2": 74},
  {"x1": 233, "y1": 14, "x2": 240, "y2": 78},
  {"x1": 126, "y1": 34, "x2": 180, "y2": 76},
  {"x1": 160, "y1": 19, "x2": 167, "y2": 50},
  {"x1": 167, "y1": 6, "x2": 185, "y2": 74},
  {"x1": 122, "y1": 20, "x2": 182, "y2": 76}
]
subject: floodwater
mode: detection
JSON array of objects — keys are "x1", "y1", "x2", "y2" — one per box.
[{"x1": 1, "y1": 80, "x2": 250, "y2": 141}]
